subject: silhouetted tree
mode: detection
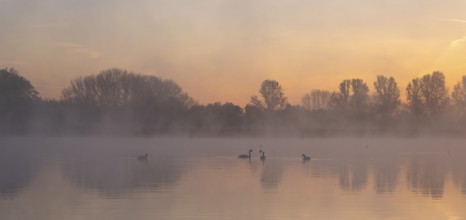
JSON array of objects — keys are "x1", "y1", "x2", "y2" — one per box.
[
  {"x1": 249, "y1": 95, "x2": 265, "y2": 110},
  {"x1": 61, "y1": 68, "x2": 194, "y2": 134},
  {"x1": 0, "y1": 68, "x2": 39, "y2": 103},
  {"x1": 407, "y1": 72, "x2": 449, "y2": 119},
  {"x1": 0, "y1": 68, "x2": 39, "y2": 133},
  {"x1": 330, "y1": 80, "x2": 351, "y2": 111},
  {"x1": 244, "y1": 104, "x2": 265, "y2": 134},
  {"x1": 350, "y1": 79, "x2": 370, "y2": 114},
  {"x1": 421, "y1": 72, "x2": 449, "y2": 119},
  {"x1": 373, "y1": 75, "x2": 400, "y2": 118},
  {"x1": 62, "y1": 68, "x2": 193, "y2": 107},
  {"x1": 187, "y1": 102, "x2": 243, "y2": 134},
  {"x1": 406, "y1": 78, "x2": 424, "y2": 117},
  {"x1": 330, "y1": 79, "x2": 369, "y2": 118},
  {"x1": 301, "y1": 89, "x2": 331, "y2": 111},
  {"x1": 452, "y1": 76, "x2": 466, "y2": 119},
  {"x1": 252, "y1": 80, "x2": 287, "y2": 111}
]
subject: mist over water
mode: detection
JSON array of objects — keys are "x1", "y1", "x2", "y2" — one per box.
[
  {"x1": 2, "y1": 137, "x2": 466, "y2": 220},
  {"x1": 3, "y1": 68, "x2": 466, "y2": 137},
  {"x1": 2, "y1": 0, "x2": 466, "y2": 219}
]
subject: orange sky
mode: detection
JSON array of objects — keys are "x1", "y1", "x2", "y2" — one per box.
[{"x1": 1, "y1": 0, "x2": 465, "y2": 106}]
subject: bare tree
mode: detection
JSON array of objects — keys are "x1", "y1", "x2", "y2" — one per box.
[
  {"x1": 250, "y1": 80, "x2": 287, "y2": 111},
  {"x1": 406, "y1": 78, "x2": 423, "y2": 116},
  {"x1": 249, "y1": 95, "x2": 265, "y2": 109},
  {"x1": 350, "y1": 79, "x2": 370, "y2": 113},
  {"x1": 452, "y1": 76, "x2": 466, "y2": 118},
  {"x1": 329, "y1": 80, "x2": 351, "y2": 111},
  {"x1": 421, "y1": 71, "x2": 449, "y2": 118},
  {"x1": 301, "y1": 89, "x2": 331, "y2": 111},
  {"x1": 329, "y1": 79, "x2": 369, "y2": 115},
  {"x1": 373, "y1": 75, "x2": 400, "y2": 117},
  {"x1": 62, "y1": 69, "x2": 133, "y2": 106},
  {"x1": 61, "y1": 68, "x2": 195, "y2": 133},
  {"x1": 62, "y1": 68, "x2": 193, "y2": 108},
  {"x1": 406, "y1": 71, "x2": 449, "y2": 119}
]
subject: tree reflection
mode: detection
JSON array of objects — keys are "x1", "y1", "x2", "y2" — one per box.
[
  {"x1": 0, "y1": 145, "x2": 40, "y2": 200},
  {"x1": 61, "y1": 149, "x2": 185, "y2": 197},
  {"x1": 373, "y1": 157, "x2": 400, "y2": 194},
  {"x1": 449, "y1": 151, "x2": 466, "y2": 195},
  {"x1": 406, "y1": 155, "x2": 446, "y2": 199},
  {"x1": 260, "y1": 160, "x2": 284, "y2": 190},
  {"x1": 338, "y1": 160, "x2": 369, "y2": 192}
]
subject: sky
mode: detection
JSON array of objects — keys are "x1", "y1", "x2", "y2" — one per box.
[{"x1": 1, "y1": 0, "x2": 466, "y2": 105}]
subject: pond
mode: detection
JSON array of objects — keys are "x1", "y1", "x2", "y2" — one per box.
[{"x1": 1, "y1": 137, "x2": 465, "y2": 220}]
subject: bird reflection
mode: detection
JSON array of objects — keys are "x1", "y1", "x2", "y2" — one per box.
[{"x1": 260, "y1": 151, "x2": 266, "y2": 165}]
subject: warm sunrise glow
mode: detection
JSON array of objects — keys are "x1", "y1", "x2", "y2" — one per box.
[{"x1": 1, "y1": 0, "x2": 465, "y2": 105}]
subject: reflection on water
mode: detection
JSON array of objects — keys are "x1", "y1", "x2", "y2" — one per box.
[
  {"x1": 61, "y1": 151, "x2": 184, "y2": 197},
  {"x1": 0, "y1": 140, "x2": 42, "y2": 200},
  {"x1": 260, "y1": 160, "x2": 284, "y2": 190},
  {"x1": 373, "y1": 157, "x2": 399, "y2": 194},
  {"x1": 406, "y1": 155, "x2": 447, "y2": 199},
  {"x1": 1, "y1": 137, "x2": 466, "y2": 219}
]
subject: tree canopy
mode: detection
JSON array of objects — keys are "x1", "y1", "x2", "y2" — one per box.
[
  {"x1": 249, "y1": 80, "x2": 287, "y2": 111},
  {"x1": 0, "y1": 68, "x2": 38, "y2": 105},
  {"x1": 62, "y1": 68, "x2": 194, "y2": 108},
  {"x1": 3, "y1": 67, "x2": 466, "y2": 136}
]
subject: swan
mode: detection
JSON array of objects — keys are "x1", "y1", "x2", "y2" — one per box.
[
  {"x1": 138, "y1": 153, "x2": 148, "y2": 160},
  {"x1": 302, "y1": 154, "x2": 311, "y2": 161},
  {"x1": 239, "y1": 149, "x2": 253, "y2": 159},
  {"x1": 260, "y1": 151, "x2": 266, "y2": 160}
]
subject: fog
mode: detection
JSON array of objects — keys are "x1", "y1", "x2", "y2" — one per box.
[
  {"x1": 3, "y1": 68, "x2": 466, "y2": 137},
  {"x1": 1, "y1": 137, "x2": 465, "y2": 196},
  {"x1": 2, "y1": 137, "x2": 466, "y2": 219}
]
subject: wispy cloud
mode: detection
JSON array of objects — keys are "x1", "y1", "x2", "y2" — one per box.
[
  {"x1": 433, "y1": 17, "x2": 466, "y2": 24},
  {"x1": 448, "y1": 35, "x2": 466, "y2": 48},
  {"x1": 49, "y1": 42, "x2": 103, "y2": 59},
  {"x1": 434, "y1": 35, "x2": 466, "y2": 70}
]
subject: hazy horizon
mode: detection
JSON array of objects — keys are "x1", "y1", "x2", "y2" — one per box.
[{"x1": 1, "y1": 0, "x2": 466, "y2": 105}]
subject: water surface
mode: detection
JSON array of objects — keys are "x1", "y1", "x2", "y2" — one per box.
[{"x1": 1, "y1": 137, "x2": 466, "y2": 220}]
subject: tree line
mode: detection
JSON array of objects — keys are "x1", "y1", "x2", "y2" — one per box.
[{"x1": 1, "y1": 67, "x2": 466, "y2": 136}]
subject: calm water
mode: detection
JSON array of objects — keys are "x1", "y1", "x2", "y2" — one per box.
[{"x1": 1, "y1": 137, "x2": 466, "y2": 220}]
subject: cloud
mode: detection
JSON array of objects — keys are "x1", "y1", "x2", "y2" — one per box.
[
  {"x1": 448, "y1": 36, "x2": 466, "y2": 48},
  {"x1": 435, "y1": 35, "x2": 466, "y2": 74},
  {"x1": 433, "y1": 17, "x2": 466, "y2": 24}
]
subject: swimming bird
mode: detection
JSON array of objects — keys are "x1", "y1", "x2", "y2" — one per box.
[
  {"x1": 239, "y1": 149, "x2": 253, "y2": 159},
  {"x1": 260, "y1": 151, "x2": 266, "y2": 160},
  {"x1": 302, "y1": 154, "x2": 311, "y2": 161},
  {"x1": 137, "y1": 153, "x2": 148, "y2": 160}
]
